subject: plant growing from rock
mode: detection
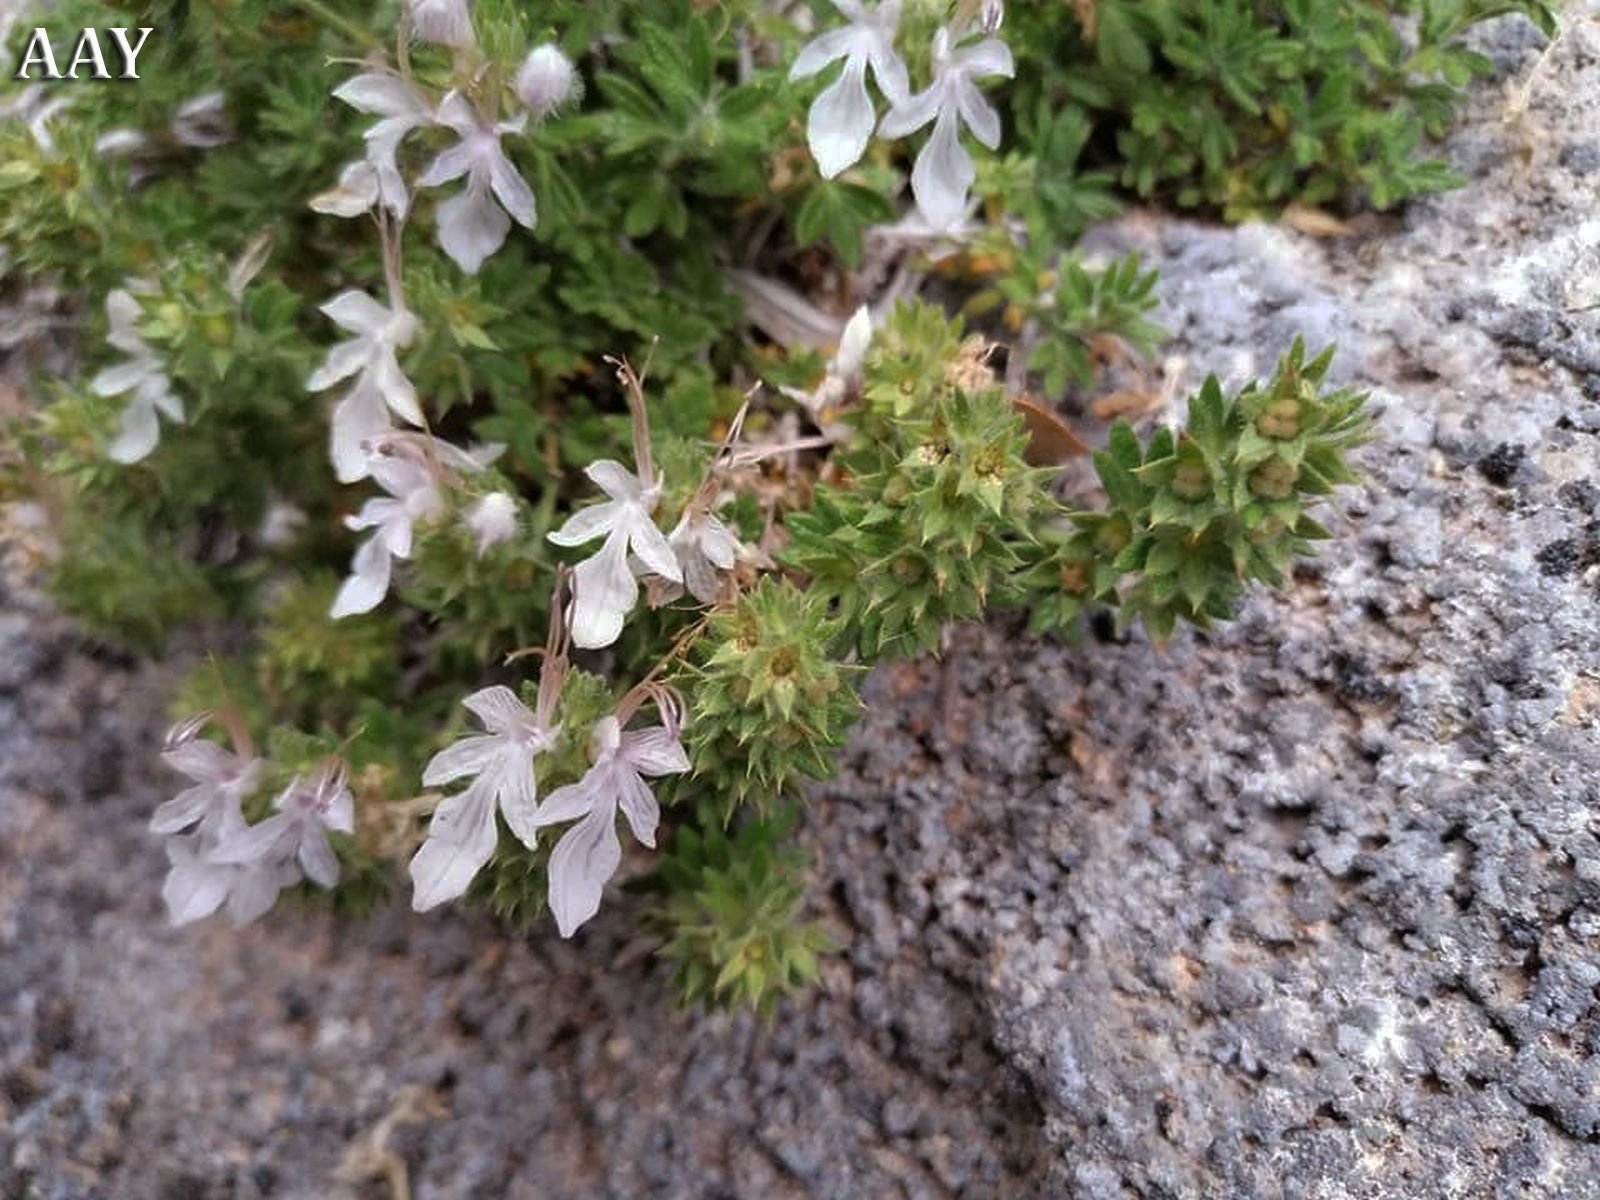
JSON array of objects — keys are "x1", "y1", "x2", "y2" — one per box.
[{"x1": 10, "y1": 0, "x2": 1514, "y2": 1013}]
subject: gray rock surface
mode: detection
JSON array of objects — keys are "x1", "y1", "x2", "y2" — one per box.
[{"x1": 4, "y1": 12, "x2": 1600, "y2": 1200}]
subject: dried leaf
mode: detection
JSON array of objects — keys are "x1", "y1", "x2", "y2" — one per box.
[
  {"x1": 1280, "y1": 202, "x2": 1353, "y2": 239},
  {"x1": 1012, "y1": 395, "x2": 1090, "y2": 465}
]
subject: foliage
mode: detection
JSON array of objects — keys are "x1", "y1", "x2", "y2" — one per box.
[{"x1": 1005, "y1": 0, "x2": 1558, "y2": 220}]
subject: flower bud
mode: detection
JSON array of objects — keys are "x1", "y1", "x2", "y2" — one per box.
[
  {"x1": 515, "y1": 44, "x2": 579, "y2": 120},
  {"x1": 407, "y1": 0, "x2": 474, "y2": 49},
  {"x1": 467, "y1": 491, "x2": 519, "y2": 556}
]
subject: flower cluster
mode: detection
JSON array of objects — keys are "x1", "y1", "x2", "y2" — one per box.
[
  {"x1": 92, "y1": 287, "x2": 183, "y2": 464},
  {"x1": 152, "y1": 715, "x2": 352, "y2": 927},
  {"x1": 791, "y1": 0, "x2": 1012, "y2": 230},
  {"x1": 407, "y1": 573, "x2": 690, "y2": 936},
  {"x1": 304, "y1": 7, "x2": 582, "y2": 618}
]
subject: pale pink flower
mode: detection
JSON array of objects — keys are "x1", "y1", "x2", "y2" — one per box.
[
  {"x1": 878, "y1": 27, "x2": 1012, "y2": 230},
  {"x1": 790, "y1": 0, "x2": 908, "y2": 178},
  {"x1": 92, "y1": 288, "x2": 184, "y2": 464},
  {"x1": 409, "y1": 686, "x2": 558, "y2": 910},
  {"x1": 532, "y1": 711, "x2": 688, "y2": 937},
  {"x1": 418, "y1": 92, "x2": 536, "y2": 274},
  {"x1": 547, "y1": 460, "x2": 681, "y2": 649}
]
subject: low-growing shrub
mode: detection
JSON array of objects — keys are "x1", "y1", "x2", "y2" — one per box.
[{"x1": 4, "y1": 0, "x2": 1544, "y2": 1011}]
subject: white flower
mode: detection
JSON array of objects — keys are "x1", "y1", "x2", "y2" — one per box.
[
  {"x1": 409, "y1": 686, "x2": 558, "y2": 910},
  {"x1": 150, "y1": 732, "x2": 264, "y2": 840},
  {"x1": 515, "y1": 44, "x2": 579, "y2": 120},
  {"x1": 160, "y1": 829, "x2": 299, "y2": 928},
  {"x1": 418, "y1": 92, "x2": 536, "y2": 274},
  {"x1": 780, "y1": 303, "x2": 873, "y2": 421},
  {"x1": 547, "y1": 460, "x2": 681, "y2": 649},
  {"x1": 211, "y1": 760, "x2": 356, "y2": 891},
  {"x1": 3, "y1": 84, "x2": 71, "y2": 156},
  {"x1": 329, "y1": 447, "x2": 444, "y2": 618},
  {"x1": 790, "y1": 0, "x2": 909, "y2": 178},
  {"x1": 310, "y1": 160, "x2": 381, "y2": 218},
  {"x1": 832, "y1": 303, "x2": 873, "y2": 378},
  {"x1": 333, "y1": 73, "x2": 434, "y2": 217},
  {"x1": 466, "y1": 491, "x2": 518, "y2": 556},
  {"x1": 258, "y1": 500, "x2": 307, "y2": 548},
  {"x1": 95, "y1": 128, "x2": 150, "y2": 157},
  {"x1": 307, "y1": 290, "x2": 422, "y2": 483},
  {"x1": 171, "y1": 91, "x2": 230, "y2": 148},
  {"x1": 877, "y1": 26, "x2": 1013, "y2": 230},
  {"x1": 91, "y1": 288, "x2": 184, "y2": 464},
  {"x1": 668, "y1": 509, "x2": 741, "y2": 605},
  {"x1": 532, "y1": 712, "x2": 688, "y2": 937},
  {"x1": 407, "y1": 0, "x2": 474, "y2": 48}
]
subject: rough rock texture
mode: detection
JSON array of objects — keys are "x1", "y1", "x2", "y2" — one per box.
[{"x1": 5, "y1": 13, "x2": 1600, "y2": 1200}]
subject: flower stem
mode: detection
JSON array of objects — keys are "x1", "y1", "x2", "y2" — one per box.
[{"x1": 295, "y1": 0, "x2": 380, "y2": 51}]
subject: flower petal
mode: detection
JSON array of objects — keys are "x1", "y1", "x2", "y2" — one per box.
[
  {"x1": 807, "y1": 55, "x2": 875, "y2": 179},
  {"x1": 533, "y1": 775, "x2": 601, "y2": 827},
  {"x1": 547, "y1": 499, "x2": 621, "y2": 547},
  {"x1": 210, "y1": 812, "x2": 293, "y2": 867},
  {"x1": 91, "y1": 359, "x2": 150, "y2": 397},
  {"x1": 621, "y1": 727, "x2": 690, "y2": 777},
  {"x1": 614, "y1": 768, "x2": 659, "y2": 848},
  {"x1": 867, "y1": 37, "x2": 910, "y2": 107},
  {"x1": 409, "y1": 786, "x2": 500, "y2": 910},
  {"x1": 956, "y1": 36, "x2": 1014, "y2": 80},
  {"x1": 462, "y1": 685, "x2": 534, "y2": 734},
  {"x1": 435, "y1": 179, "x2": 511, "y2": 274},
  {"x1": 161, "y1": 738, "x2": 234, "y2": 783},
  {"x1": 956, "y1": 78, "x2": 1001, "y2": 150},
  {"x1": 627, "y1": 512, "x2": 683, "y2": 584},
  {"x1": 297, "y1": 828, "x2": 341, "y2": 889},
  {"x1": 421, "y1": 733, "x2": 501, "y2": 786},
  {"x1": 320, "y1": 289, "x2": 391, "y2": 336},
  {"x1": 493, "y1": 751, "x2": 541, "y2": 851},
  {"x1": 909, "y1": 106, "x2": 974, "y2": 231},
  {"x1": 570, "y1": 533, "x2": 636, "y2": 649},
  {"x1": 225, "y1": 864, "x2": 285, "y2": 926},
  {"x1": 488, "y1": 147, "x2": 537, "y2": 229},
  {"x1": 150, "y1": 784, "x2": 215, "y2": 835},
  {"x1": 161, "y1": 843, "x2": 234, "y2": 926},
  {"x1": 790, "y1": 27, "x2": 857, "y2": 80},
  {"x1": 584, "y1": 459, "x2": 641, "y2": 501},
  {"x1": 432, "y1": 90, "x2": 482, "y2": 137},
  {"x1": 330, "y1": 534, "x2": 393, "y2": 618},
  {"x1": 876, "y1": 82, "x2": 942, "y2": 139},
  {"x1": 698, "y1": 515, "x2": 741, "y2": 569},
  {"x1": 108, "y1": 394, "x2": 160, "y2": 464},
  {"x1": 373, "y1": 349, "x2": 423, "y2": 425},
  {"x1": 547, "y1": 804, "x2": 622, "y2": 938},
  {"x1": 329, "y1": 383, "x2": 392, "y2": 483},
  {"x1": 334, "y1": 73, "x2": 430, "y2": 120},
  {"x1": 306, "y1": 337, "x2": 367, "y2": 392},
  {"x1": 415, "y1": 138, "x2": 477, "y2": 189}
]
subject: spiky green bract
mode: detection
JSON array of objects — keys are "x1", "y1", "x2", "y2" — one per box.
[
  {"x1": 1024, "y1": 340, "x2": 1371, "y2": 642},
  {"x1": 655, "y1": 807, "x2": 830, "y2": 1017},
  {"x1": 787, "y1": 303, "x2": 1052, "y2": 659},
  {"x1": 677, "y1": 578, "x2": 861, "y2": 819},
  {"x1": 463, "y1": 668, "x2": 616, "y2": 926},
  {"x1": 1014, "y1": 510, "x2": 1135, "y2": 638}
]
